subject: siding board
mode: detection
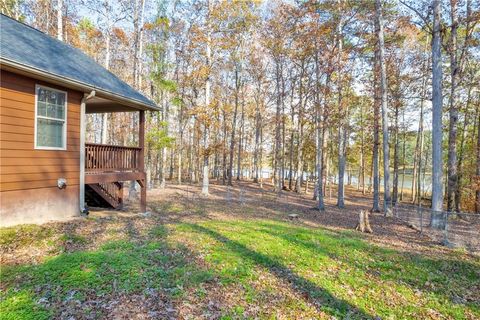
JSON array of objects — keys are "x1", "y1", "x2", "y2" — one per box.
[
  {"x1": 0, "y1": 141, "x2": 80, "y2": 151},
  {"x1": 1, "y1": 171, "x2": 79, "y2": 183},
  {"x1": 0, "y1": 104, "x2": 80, "y2": 120},
  {"x1": 0, "y1": 132, "x2": 80, "y2": 143},
  {"x1": 0, "y1": 70, "x2": 81, "y2": 191},
  {"x1": 0, "y1": 165, "x2": 79, "y2": 174},
  {"x1": 1, "y1": 158, "x2": 79, "y2": 166},
  {"x1": 0, "y1": 150, "x2": 79, "y2": 158},
  {"x1": 1, "y1": 178, "x2": 80, "y2": 191},
  {"x1": 0, "y1": 115, "x2": 35, "y2": 127},
  {"x1": 0, "y1": 124, "x2": 79, "y2": 135}
]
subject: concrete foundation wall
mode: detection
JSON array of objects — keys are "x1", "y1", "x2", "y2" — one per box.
[{"x1": 0, "y1": 186, "x2": 80, "y2": 227}]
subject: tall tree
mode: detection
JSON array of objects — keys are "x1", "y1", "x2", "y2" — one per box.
[
  {"x1": 375, "y1": 0, "x2": 392, "y2": 215},
  {"x1": 201, "y1": 0, "x2": 211, "y2": 196},
  {"x1": 446, "y1": 0, "x2": 459, "y2": 212},
  {"x1": 57, "y1": 0, "x2": 63, "y2": 40},
  {"x1": 431, "y1": 0, "x2": 444, "y2": 213},
  {"x1": 476, "y1": 102, "x2": 480, "y2": 213},
  {"x1": 336, "y1": 10, "x2": 346, "y2": 208},
  {"x1": 315, "y1": 46, "x2": 326, "y2": 211}
]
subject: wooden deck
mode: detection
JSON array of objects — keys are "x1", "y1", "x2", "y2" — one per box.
[
  {"x1": 85, "y1": 143, "x2": 145, "y2": 184},
  {"x1": 84, "y1": 111, "x2": 146, "y2": 211}
]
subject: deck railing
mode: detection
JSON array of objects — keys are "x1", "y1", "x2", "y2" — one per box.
[{"x1": 85, "y1": 143, "x2": 141, "y2": 173}]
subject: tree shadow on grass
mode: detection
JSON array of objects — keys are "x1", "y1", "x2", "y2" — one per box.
[
  {"x1": 251, "y1": 221, "x2": 480, "y2": 315},
  {"x1": 186, "y1": 223, "x2": 374, "y2": 319},
  {"x1": 0, "y1": 224, "x2": 215, "y2": 320}
]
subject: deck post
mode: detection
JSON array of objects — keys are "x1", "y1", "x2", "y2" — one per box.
[
  {"x1": 79, "y1": 91, "x2": 95, "y2": 214},
  {"x1": 139, "y1": 110, "x2": 146, "y2": 213}
]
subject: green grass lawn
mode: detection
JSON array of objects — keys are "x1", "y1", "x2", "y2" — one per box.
[
  {"x1": 1, "y1": 213, "x2": 479, "y2": 319},
  {"x1": 172, "y1": 219, "x2": 479, "y2": 319}
]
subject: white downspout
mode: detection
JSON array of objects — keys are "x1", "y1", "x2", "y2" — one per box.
[{"x1": 80, "y1": 90, "x2": 95, "y2": 214}]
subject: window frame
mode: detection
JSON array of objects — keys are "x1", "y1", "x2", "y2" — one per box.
[{"x1": 34, "y1": 84, "x2": 68, "y2": 150}]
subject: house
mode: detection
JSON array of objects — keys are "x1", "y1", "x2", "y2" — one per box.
[{"x1": 0, "y1": 14, "x2": 158, "y2": 227}]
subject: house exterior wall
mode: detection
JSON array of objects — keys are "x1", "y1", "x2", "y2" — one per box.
[{"x1": 0, "y1": 70, "x2": 82, "y2": 226}]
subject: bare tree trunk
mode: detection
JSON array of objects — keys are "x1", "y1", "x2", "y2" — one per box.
[
  {"x1": 57, "y1": 0, "x2": 63, "y2": 41},
  {"x1": 447, "y1": 0, "x2": 459, "y2": 212},
  {"x1": 132, "y1": 0, "x2": 140, "y2": 88},
  {"x1": 336, "y1": 17, "x2": 346, "y2": 209},
  {"x1": 101, "y1": 27, "x2": 111, "y2": 145},
  {"x1": 359, "y1": 100, "x2": 366, "y2": 195},
  {"x1": 328, "y1": 150, "x2": 333, "y2": 200},
  {"x1": 295, "y1": 63, "x2": 305, "y2": 193},
  {"x1": 295, "y1": 121, "x2": 304, "y2": 193},
  {"x1": 169, "y1": 149, "x2": 174, "y2": 181},
  {"x1": 236, "y1": 96, "x2": 244, "y2": 181},
  {"x1": 137, "y1": 0, "x2": 146, "y2": 88},
  {"x1": 324, "y1": 128, "x2": 331, "y2": 197},
  {"x1": 130, "y1": 0, "x2": 142, "y2": 196},
  {"x1": 177, "y1": 101, "x2": 184, "y2": 184},
  {"x1": 100, "y1": 115, "x2": 108, "y2": 145},
  {"x1": 400, "y1": 126, "x2": 406, "y2": 201},
  {"x1": 411, "y1": 131, "x2": 419, "y2": 203},
  {"x1": 456, "y1": 85, "x2": 472, "y2": 211},
  {"x1": 229, "y1": 66, "x2": 240, "y2": 186},
  {"x1": 222, "y1": 108, "x2": 228, "y2": 184},
  {"x1": 147, "y1": 141, "x2": 152, "y2": 189},
  {"x1": 375, "y1": 0, "x2": 392, "y2": 216},
  {"x1": 392, "y1": 92, "x2": 400, "y2": 205},
  {"x1": 417, "y1": 117, "x2": 425, "y2": 205},
  {"x1": 358, "y1": 106, "x2": 365, "y2": 193},
  {"x1": 313, "y1": 118, "x2": 319, "y2": 201},
  {"x1": 160, "y1": 104, "x2": 169, "y2": 189},
  {"x1": 273, "y1": 60, "x2": 283, "y2": 192},
  {"x1": 288, "y1": 102, "x2": 295, "y2": 190},
  {"x1": 400, "y1": 111, "x2": 407, "y2": 201},
  {"x1": 470, "y1": 101, "x2": 479, "y2": 187},
  {"x1": 253, "y1": 98, "x2": 261, "y2": 183},
  {"x1": 431, "y1": 0, "x2": 444, "y2": 213},
  {"x1": 476, "y1": 104, "x2": 480, "y2": 213},
  {"x1": 259, "y1": 123, "x2": 264, "y2": 189},
  {"x1": 316, "y1": 50, "x2": 327, "y2": 209},
  {"x1": 372, "y1": 57, "x2": 380, "y2": 212},
  {"x1": 177, "y1": 139, "x2": 183, "y2": 184},
  {"x1": 281, "y1": 63, "x2": 286, "y2": 190},
  {"x1": 413, "y1": 50, "x2": 429, "y2": 204},
  {"x1": 189, "y1": 118, "x2": 196, "y2": 183},
  {"x1": 201, "y1": 0, "x2": 211, "y2": 196}
]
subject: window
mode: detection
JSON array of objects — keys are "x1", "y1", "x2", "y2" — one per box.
[{"x1": 35, "y1": 85, "x2": 67, "y2": 150}]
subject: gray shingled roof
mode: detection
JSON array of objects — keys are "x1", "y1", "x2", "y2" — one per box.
[{"x1": 0, "y1": 14, "x2": 157, "y2": 110}]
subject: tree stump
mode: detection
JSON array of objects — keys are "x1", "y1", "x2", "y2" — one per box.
[{"x1": 355, "y1": 210, "x2": 373, "y2": 233}]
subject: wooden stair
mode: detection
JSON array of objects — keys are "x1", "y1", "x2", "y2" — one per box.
[{"x1": 86, "y1": 182, "x2": 124, "y2": 209}]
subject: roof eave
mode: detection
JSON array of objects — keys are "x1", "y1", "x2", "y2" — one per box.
[{"x1": 0, "y1": 57, "x2": 159, "y2": 112}]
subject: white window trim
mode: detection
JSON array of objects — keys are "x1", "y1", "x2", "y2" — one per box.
[{"x1": 34, "y1": 84, "x2": 68, "y2": 150}]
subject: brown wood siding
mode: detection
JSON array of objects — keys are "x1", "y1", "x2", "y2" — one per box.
[{"x1": 0, "y1": 70, "x2": 82, "y2": 192}]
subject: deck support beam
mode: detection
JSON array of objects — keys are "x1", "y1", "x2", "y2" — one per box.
[
  {"x1": 139, "y1": 110, "x2": 146, "y2": 213},
  {"x1": 85, "y1": 172, "x2": 145, "y2": 184}
]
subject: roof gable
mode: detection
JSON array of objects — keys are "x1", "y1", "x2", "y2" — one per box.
[{"x1": 0, "y1": 14, "x2": 157, "y2": 110}]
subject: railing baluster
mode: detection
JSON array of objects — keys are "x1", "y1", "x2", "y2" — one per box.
[{"x1": 85, "y1": 143, "x2": 142, "y2": 174}]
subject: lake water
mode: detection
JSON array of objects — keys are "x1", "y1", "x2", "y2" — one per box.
[
  {"x1": 342, "y1": 174, "x2": 433, "y2": 194},
  {"x1": 247, "y1": 169, "x2": 433, "y2": 195}
]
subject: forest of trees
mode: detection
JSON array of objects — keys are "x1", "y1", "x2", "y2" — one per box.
[{"x1": 2, "y1": 0, "x2": 479, "y2": 212}]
